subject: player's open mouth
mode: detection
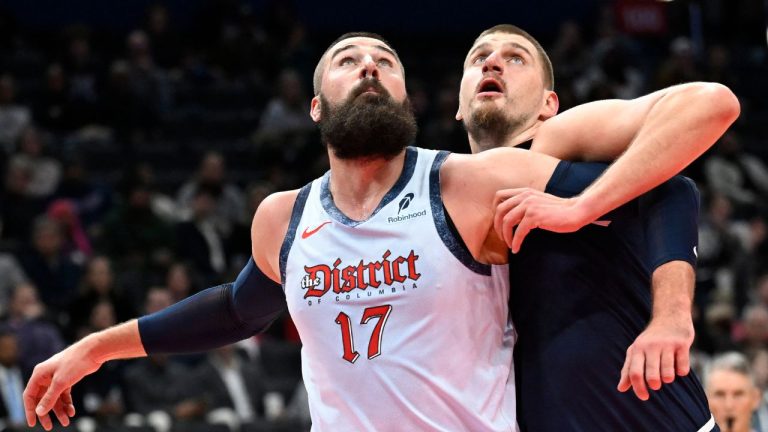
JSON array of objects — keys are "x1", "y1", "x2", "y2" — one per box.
[{"x1": 476, "y1": 77, "x2": 504, "y2": 98}]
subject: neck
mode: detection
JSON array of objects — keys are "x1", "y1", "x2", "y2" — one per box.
[
  {"x1": 468, "y1": 121, "x2": 543, "y2": 152},
  {"x1": 327, "y1": 148, "x2": 407, "y2": 221}
]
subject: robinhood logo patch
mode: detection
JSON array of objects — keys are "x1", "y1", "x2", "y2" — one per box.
[
  {"x1": 398, "y1": 193, "x2": 414, "y2": 214},
  {"x1": 389, "y1": 192, "x2": 426, "y2": 223}
]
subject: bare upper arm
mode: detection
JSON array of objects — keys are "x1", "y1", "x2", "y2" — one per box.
[
  {"x1": 440, "y1": 148, "x2": 560, "y2": 260},
  {"x1": 531, "y1": 91, "x2": 664, "y2": 161},
  {"x1": 251, "y1": 189, "x2": 300, "y2": 283}
]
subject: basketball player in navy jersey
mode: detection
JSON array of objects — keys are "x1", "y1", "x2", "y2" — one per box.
[
  {"x1": 458, "y1": 24, "x2": 722, "y2": 430},
  {"x1": 24, "y1": 32, "x2": 737, "y2": 431}
]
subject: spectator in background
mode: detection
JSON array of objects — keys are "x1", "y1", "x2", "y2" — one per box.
[
  {"x1": 124, "y1": 163, "x2": 180, "y2": 224},
  {"x1": 34, "y1": 64, "x2": 74, "y2": 132},
  {"x1": 756, "y1": 274, "x2": 768, "y2": 310},
  {"x1": 69, "y1": 256, "x2": 135, "y2": 340},
  {"x1": 52, "y1": 156, "x2": 114, "y2": 230},
  {"x1": 103, "y1": 28, "x2": 172, "y2": 149},
  {"x1": 705, "y1": 352, "x2": 763, "y2": 432},
  {"x1": 655, "y1": 37, "x2": 703, "y2": 90},
  {"x1": 144, "y1": 4, "x2": 181, "y2": 70},
  {"x1": 8, "y1": 127, "x2": 61, "y2": 199},
  {"x1": 0, "y1": 330, "x2": 26, "y2": 431},
  {"x1": 705, "y1": 44, "x2": 739, "y2": 91},
  {"x1": 63, "y1": 31, "x2": 103, "y2": 128},
  {"x1": 573, "y1": 40, "x2": 644, "y2": 101},
  {"x1": 735, "y1": 304, "x2": 768, "y2": 353},
  {"x1": 255, "y1": 68, "x2": 315, "y2": 140},
  {"x1": 422, "y1": 87, "x2": 470, "y2": 153},
  {"x1": 697, "y1": 193, "x2": 747, "y2": 312},
  {"x1": 0, "y1": 283, "x2": 64, "y2": 378},
  {"x1": 700, "y1": 302, "x2": 741, "y2": 355},
  {"x1": 0, "y1": 74, "x2": 31, "y2": 154},
  {"x1": 165, "y1": 262, "x2": 197, "y2": 303},
  {"x1": 192, "y1": 344, "x2": 265, "y2": 431},
  {"x1": 144, "y1": 286, "x2": 172, "y2": 315},
  {"x1": 548, "y1": 20, "x2": 589, "y2": 110},
  {"x1": 177, "y1": 151, "x2": 246, "y2": 237},
  {"x1": 254, "y1": 68, "x2": 317, "y2": 169},
  {"x1": 1, "y1": 157, "x2": 46, "y2": 245},
  {"x1": 175, "y1": 185, "x2": 228, "y2": 285},
  {"x1": 100, "y1": 177, "x2": 175, "y2": 272},
  {"x1": 122, "y1": 286, "x2": 205, "y2": 431},
  {"x1": 47, "y1": 199, "x2": 92, "y2": 264},
  {"x1": 16, "y1": 216, "x2": 82, "y2": 318},
  {"x1": 228, "y1": 181, "x2": 274, "y2": 268},
  {"x1": 752, "y1": 349, "x2": 768, "y2": 431},
  {"x1": 0, "y1": 254, "x2": 27, "y2": 317},
  {"x1": 705, "y1": 132, "x2": 768, "y2": 216}
]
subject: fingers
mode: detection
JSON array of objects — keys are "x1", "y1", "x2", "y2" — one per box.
[
  {"x1": 628, "y1": 350, "x2": 649, "y2": 401},
  {"x1": 62, "y1": 388, "x2": 76, "y2": 417},
  {"x1": 675, "y1": 347, "x2": 691, "y2": 376},
  {"x1": 618, "y1": 348, "x2": 632, "y2": 392},
  {"x1": 511, "y1": 215, "x2": 536, "y2": 253},
  {"x1": 36, "y1": 377, "x2": 66, "y2": 419},
  {"x1": 38, "y1": 411, "x2": 53, "y2": 431},
  {"x1": 644, "y1": 348, "x2": 662, "y2": 391},
  {"x1": 23, "y1": 391, "x2": 38, "y2": 427},
  {"x1": 52, "y1": 400, "x2": 70, "y2": 428},
  {"x1": 494, "y1": 191, "x2": 532, "y2": 240},
  {"x1": 661, "y1": 349, "x2": 676, "y2": 384}
]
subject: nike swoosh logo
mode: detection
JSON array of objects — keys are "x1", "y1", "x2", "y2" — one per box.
[{"x1": 302, "y1": 221, "x2": 332, "y2": 239}]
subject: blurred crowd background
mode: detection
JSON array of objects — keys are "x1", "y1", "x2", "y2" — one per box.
[{"x1": 0, "y1": 0, "x2": 767, "y2": 431}]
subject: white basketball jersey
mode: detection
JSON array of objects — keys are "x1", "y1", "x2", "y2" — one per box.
[{"x1": 280, "y1": 147, "x2": 517, "y2": 431}]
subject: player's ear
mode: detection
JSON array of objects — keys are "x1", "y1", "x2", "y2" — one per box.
[
  {"x1": 540, "y1": 90, "x2": 559, "y2": 120},
  {"x1": 455, "y1": 107, "x2": 463, "y2": 121},
  {"x1": 310, "y1": 96, "x2": 322, "y2": 123}
]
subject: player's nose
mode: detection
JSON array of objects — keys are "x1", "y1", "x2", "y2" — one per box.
[
  {"x1": 482, "y1": 50, "x2": 503, "y2": 74},
  {"x1": 360, "y1": 54, "x2": 380, "y2": 80}
]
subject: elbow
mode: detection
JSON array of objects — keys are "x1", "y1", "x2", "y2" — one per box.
[{"x1": 693, "y1": 82, "x2": 741, "y2": 126}]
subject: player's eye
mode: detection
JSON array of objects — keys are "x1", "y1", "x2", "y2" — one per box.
[
  {"x1": 377, "y1": 58, "x2": 394, "y2": 68},
  {"x1": 508, "y1": 55, "x2": 524, "y2": 65},
  {"x1": 339, "y1": 57, "x2": 356, "y2": 66},
  {"x1": 472, "y1": 54, "x2": 487, "y2": 65}
]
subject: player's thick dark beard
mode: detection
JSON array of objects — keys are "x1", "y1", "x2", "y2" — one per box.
[
  {"x1": 465, "y1": 105, "x2": 524, "y2": 152},
  {"x1": 319, "y1": 79, "x2": 417, "y2": 160}
]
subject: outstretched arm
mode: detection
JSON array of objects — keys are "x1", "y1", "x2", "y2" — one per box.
[
  {"x1": 532, "y1": 82, "x2": 740, "y2": 163},
  {"x1": 498, "y1": 84, "x2": 737, "y2": 251},
  {"x1": 24, "y1": 191, "x2": 295, "y2": 430}
]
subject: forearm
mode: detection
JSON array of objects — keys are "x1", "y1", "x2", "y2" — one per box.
[
  {"x1": 576, "y1": 83, "x2": 739, "y2": 221},
  {"x1": 650, "y1": 261, "x2": 695, "y2": 323},
  {"x1": 139, "y1": 258, "x2": 287, "y2": 354},
  {"x1": 80, "y1": 320, "x2": 146, "y2": 365}
]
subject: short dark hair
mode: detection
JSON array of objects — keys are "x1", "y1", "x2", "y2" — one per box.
[
  {"x1": 470, "y1": 24, "x2": 554, "y2": 91},
  {"x1": 312, "y1": 32, "x2": 404, "y2": 95}
]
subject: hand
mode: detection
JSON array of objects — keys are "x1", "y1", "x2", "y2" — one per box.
[
  {"x1": 493, "y1": 188, "x2": 592, "y2": 253},
  {"x1": 23, "y1": 346, "x2": 102, "y2": 430},
  {"x1": 617, "y1": 317, "x2": 694, "y2": 400}
]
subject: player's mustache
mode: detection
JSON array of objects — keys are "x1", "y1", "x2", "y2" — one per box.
[{"x1": 350, "y1": 78, "x2": 391, "y2": 99}]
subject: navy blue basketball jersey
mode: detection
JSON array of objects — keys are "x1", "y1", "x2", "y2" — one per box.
[{"x1": 510, "y1": 160, "x2": 716, "y2": 431}]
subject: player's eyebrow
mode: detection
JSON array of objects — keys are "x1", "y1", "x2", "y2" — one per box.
[
  {"x1": 466, "y1": 41, "x2": 534, "y2": 65},
  {"x1": 330, "y1": 44, "x2": 397, "y2": 62}
]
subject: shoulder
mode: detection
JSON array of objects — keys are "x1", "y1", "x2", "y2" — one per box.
[
  {"x1": 254, "y1": 190, "x2": 302, "y2": 225},
  {"x1": 251, "y1": 189, "x2": 303, "y2": 282}
]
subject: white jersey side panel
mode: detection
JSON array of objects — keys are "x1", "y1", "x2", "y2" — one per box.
[{"x1": 281, "y1": 147, "x2": 517, "y2": 432}]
